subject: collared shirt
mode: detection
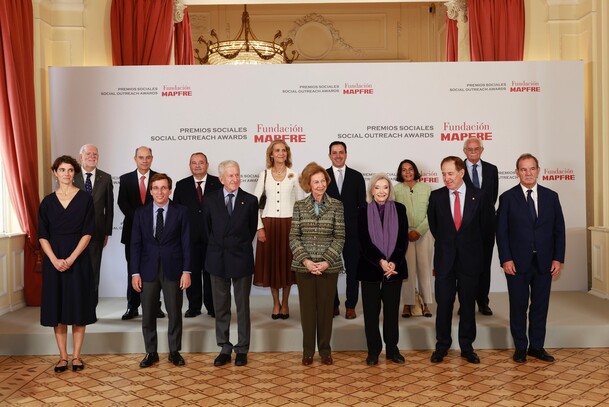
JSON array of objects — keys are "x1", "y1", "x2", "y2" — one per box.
[
  {"x1": 193, "y1": 174, "x2": 208, "y2": 187},
  {"x1": 223, "y1": 188, "x2": 238, "y2": 210},
  {"x1": 82, "y1": 168, "x2": 97, "y2": 189},
  {"x1": 331, "y1": 165, "x2": 346, "y2": 184},
  {"x1": 152, "y1": 201, "x2": 169, "y2": 233},
  {"x1": 520, "y1": 183, "x2": 538, "y2": 214},
  {"x1": 449, "y1": 182, "x2": 467, "y2": 220},
  {"x1": 138, "y1": 170, "x2": 151, "y2": 189},
  {"x1": 465, "y1": 159, "x2": 483, "y2": 186}
]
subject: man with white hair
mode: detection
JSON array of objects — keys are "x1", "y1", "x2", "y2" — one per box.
[{"x1": 73, "y1": 144, "x2": 114, "y2": 307}]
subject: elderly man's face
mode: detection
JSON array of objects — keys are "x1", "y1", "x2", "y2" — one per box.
[
  {"x1": 464, "y1": 140, "x2": 484, "y2": 164},
  {"x1": 80, "y1": 145, "x2": 99, "y2": 171},
  {"x1": 134, "y1": 147, "x2": 153, "y2": 174}
]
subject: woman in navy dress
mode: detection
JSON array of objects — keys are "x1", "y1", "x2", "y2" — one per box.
[{"x1": 38, "y1": 155, "x2": 96, "y2": 372}]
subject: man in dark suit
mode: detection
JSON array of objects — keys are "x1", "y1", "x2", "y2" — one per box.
[
  {"x1": 173, "y1": 152, "x2": 222, "y2": 318},
  {"x1": 203, "y1": 160, "x2": 258, "y2": 367},
  {"x1": 462, "y1": 138, "x2": 499, "y2": 316},
  {"x1": 427, "y1": 156, "x2": 494, "y2": 364},
  {"x1": 326, "y1": 141, "x2": 366, "y2": 319},
  {"x1": 118, "y1": 146, "x2": 163, "y2": 320},
  {"x1": 130, "y1": 173, "x2": 191, "y2": 368},
  {"x1": 73, "y1": 144, "x2": 113, "y2": 307},
  {"x1": 496, "y1": 153, "x2": 565, "y2": 363}
]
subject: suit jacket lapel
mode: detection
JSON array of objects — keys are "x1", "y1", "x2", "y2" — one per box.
[{"x1": 461, "y1": 188, "x2": 478, "y2": 229}]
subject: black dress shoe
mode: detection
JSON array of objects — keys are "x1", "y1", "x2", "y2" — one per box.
[
  {"x1": 279, "y1": 313, "x2": 290, "y2": 320},
  {"x1": 388, "y1": 353, "x2": 406, "y2": 364},
  {"x1": 271, "y1": 313, "x2": 280, "y2": 320},
  {"x1": 461, "y1": 351, "x2": 480, "y2": 364},
  {"x1": 527, "y1": 348, "x2": 555, "y2": 362},
  {"x1": 366, "y1": 355, "x2": 379, "y2": 366},
  {"x1": 207, "y1": 310, "x2": 215, "y2": 318},
  {"x1": 139, "y1": 352, "x2": 159, "y2": 368},
  {"x1": 169, "y1": 351, "x2": 185, "y2": 366},
  {"x1": 235, "y1": 353, "x2": 248, "y2": 366},
  {"x1": 121, "y1": 308, "x2": 139, "y2": 320},
  {"x1": 214, "y1": 353, "x2": 231, "y2": 367},
  {"x1": 184, "y1": 309, "x2": 201, "y2": 318},
  {"x1": 513, "y1": 349, "x2": 527, "y2": 363},
  {"x1": 54, "y1": 359, "x2": 68, "y2": 373},
  {"x1": 156, "y1": 309, "x2": 165, "y2": 318},
  {"x1": 333, "y1": 307, "x2": 340, "y2": 317},
  {"x1": 478, "y1": 305, "x2": 493, "y2": 316},
  {"x1": 71, "y1": 357, "x2": 85, "y2": 372},
  {"x1": 431, "y1": 349, "x2": 448, "y2": 363}
]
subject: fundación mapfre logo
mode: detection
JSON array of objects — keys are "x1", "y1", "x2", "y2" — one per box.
[
  {"x1": 509, "y1": 80, "x2": 541, "y2": 93},
  {"x1": 253, "y1": 123, "x2": 307, "y2": 143},
  {"x1": 541, "y1": 167, "x2": 576, "y2": 182},
  {"x1": 343, "y1": 82, "x2": 374, "y2": 95},
  {"x1": 161, "y1": 84, "x2": 193, "y2": 96},
  {"x1": 440, "y1": 121, "x2": 493, "y2": 142}
]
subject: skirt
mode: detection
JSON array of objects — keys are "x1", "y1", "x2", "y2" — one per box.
[{"x1": 253, "y1": 217, "x2": 295, "y2": 289}]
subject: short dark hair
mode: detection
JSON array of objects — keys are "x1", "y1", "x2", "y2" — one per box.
[
  {"x1": 299, "y1": 162, "x2": 331, "y2": 193},
  {"x1": 150, "y1": 173, "x2": 172, "y2": 189},
  {"x1": 516, "y1": 153, "x2": 539, "y2": 169},
  {"x1": 440, "y1": 156, "x2": 465, "y2": 172},
  {"x1": 395, "y1": 159, "x2": 421, "y2": 182},
  {"x1": 51, "y1": 155, "x2": 81, "y2": 174},
  {"x1": 328, "y1": 141, "x2": 347, "y2": 154}
]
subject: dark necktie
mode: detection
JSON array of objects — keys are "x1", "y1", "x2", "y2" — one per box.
[
  {"x1": 453, "y1": 190, "x2": 462, "y2": 231},
  {"x1": 196, "y1": 181, "x2": 203, "y2": 203},
  {"x1": 85, "y1": 173, "x2": 93, "y2": 194},
  {"x1": 527, "y1": 189, "x2": 537, "y2": 221},
  {"x1": 472, "y1": 164, "x2": 480, "y2": 189},
  {"x1": 155, "y1": 208, "x2": 164, "y2": 242},
  {"x1": 227, "y1": 193, "x2": 234, "y2": 216}
]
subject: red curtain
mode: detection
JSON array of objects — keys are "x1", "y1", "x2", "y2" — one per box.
[
  {"x1": 174, "y1": 7, "x2": 194, "y2": 65},
  {"x1": 446, "y1": 16, "x2": 459, "y2": 62},
  {"x1": 0, "y1": 0, "x2": 42, "y2": 305},
  {"x1": 111, "y1": 0, "x2": 174, "y2": 65},
  {"x1": 468, "y1": 0, "x2": 525, "y2": 61}
]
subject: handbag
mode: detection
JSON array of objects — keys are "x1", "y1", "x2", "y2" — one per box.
[{"x1": 258, "y1": 169, "x2": 268, "y2": 209}]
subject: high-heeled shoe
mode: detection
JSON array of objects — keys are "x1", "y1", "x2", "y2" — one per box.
[
  {"x1": 71, "y1": 357, "x2": 85, "y2": 371},
  {"x1": 423, "y1": 306, "x2": 432, "y2": 318},
  {"x1": 401, "y1": 305, "x2": 412, "y2": 318},
  {"x1": 54, "y1": 359, "x2": 68, "y2": 373},
  {"x1": 279, "y1": 313, "x2": 290, "y2": 319},
  {"x1": 271, "y1": 313, "x2": 280, "y2": 320}
]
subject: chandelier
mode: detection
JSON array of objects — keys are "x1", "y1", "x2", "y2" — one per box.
[{"x1": 195, "y1": 5, "x2": 298, "y2": 65}]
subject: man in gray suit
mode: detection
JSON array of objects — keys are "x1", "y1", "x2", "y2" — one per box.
[
  {"x1": 74, "y1": 144, "x2": 114, "y2": 307},
  {"x1": 203, "y1": 160, "x2": 258, "y2": 367}
]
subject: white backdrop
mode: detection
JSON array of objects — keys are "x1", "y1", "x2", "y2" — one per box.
[{"x1": 49, "y1": 61, "x2": 586, "y2": 298}]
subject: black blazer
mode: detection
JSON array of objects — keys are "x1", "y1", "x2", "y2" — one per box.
[
  {"x1": 356, "y1": 202, "x2": 409, "y2": 283},
  {"x1": 173, "y1": 174, "x2": 222, "y2": 245},
  {"x1": 496, "y1": 184, "x2": 565, "y2": 273},
  {"x1": 463, "y1": 159, "x2": 499, "y2": 205},
  {"x1": 73, "y1": 168, "x2": 114, "y2": 242},
  {"x1": 326, "y1": 166, "x2": 366, "y2": 240},
  {"x1": 427, "y1": 185, "x2": 494, "y2": 277},
  {"x1": 203, "y1": 188, "x2": 258, "y2": 279},
  {"x1": 118, "y1": 169, "x2": 157, "y2": 244},
  {"x1": 130, "y1": 200, "x2": 191, "y2": 282}
]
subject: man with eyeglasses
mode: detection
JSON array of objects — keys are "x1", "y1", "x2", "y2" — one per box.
[{"x1": 462, "y1": 138, "x2": 498, "y2": 316}]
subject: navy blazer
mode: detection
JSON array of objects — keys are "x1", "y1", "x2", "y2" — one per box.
[
  {"x1": 73, "y1": 168, "x2": 114, "y2": 242},
  {"x1": 173, "y1": 174, "x2": 222, "y2": 245},
  {"x1": 203, "y1": 188, "x2": 258, "y2": 279},
  {"x1": 427, "y1": 185, "x2": 494, "y2": 277},
  {"x1": 129, "y1": 200, "x2": 191, "y2": 282},
  {"x1": 496, "y1": 184, "x2": 565, "y2": 273},
  {"x1": 118, "y1": 169, "x2": 157, "y2": 244},
  {"x1": 463, "y1": 159, "x2": 499, "y2": 205},
  {"x1": 326, "y1": 166, "x2": 366, "y2": 235},
  {"x1": 356, "y1": 202, "x2": 409, "y2": 283}
]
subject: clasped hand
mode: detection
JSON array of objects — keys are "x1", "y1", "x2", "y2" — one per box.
[
  {"x1": 380, "y1": 259, "x2": 397, "y2": 278},
  {"x1": 304, "y1": 259, "x2": 329, "y2": 275}
]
